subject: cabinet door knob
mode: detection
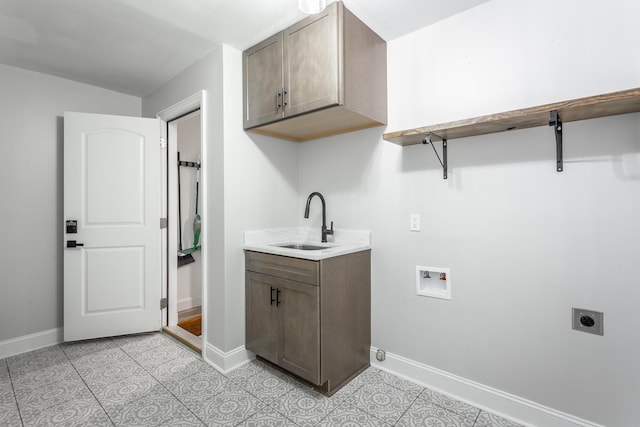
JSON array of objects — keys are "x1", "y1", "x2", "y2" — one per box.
[
  {"x1": 276, "y1": 288, "x2": 281, "y2": 306},
  {"x1": 270, "y1": 287, "x2": 275, "y2": 305}
]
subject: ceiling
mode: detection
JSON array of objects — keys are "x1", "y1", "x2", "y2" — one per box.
[{"x1": 0, "y1": 0, "x2": 490, "y2": 97}]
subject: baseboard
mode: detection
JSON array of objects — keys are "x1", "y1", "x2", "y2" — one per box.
[
  {"x1": 203, "y1": 342, "x2": 252, "y2": 374},
  {"x1": 370, "y1": 348, "x2": 603, "y2": 427},
  {"x1": 0, "y1": 328, "x2": 63, "y2": 359},
  {"x1": 177, "y1": 296, "x2": 202, "y2": 312}
]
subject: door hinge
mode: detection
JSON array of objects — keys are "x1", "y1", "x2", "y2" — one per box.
[
  {"x1": 160, "y1": 298, "x2": 168, "y2": 309},
  {"x1": 160, "y1": 137, "x2": 167, "y2": 149},
  {"x1": 160, "y1": 218, "x2": 168, "y2": 229}
]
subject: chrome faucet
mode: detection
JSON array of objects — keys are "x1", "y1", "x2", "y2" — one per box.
[{"x1": 304, "y1": 192, "x2": 334, "y2": 243}]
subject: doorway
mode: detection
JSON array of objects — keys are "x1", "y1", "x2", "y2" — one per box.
[
  {"x1": 157, "y1": 91, "x2": 207, "y2": 353},
  {"x1": 175, "y1": 111, "x2": 202, "y2": 337}
]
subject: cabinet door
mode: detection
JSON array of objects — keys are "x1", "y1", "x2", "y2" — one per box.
[
  {"x1": 245, "y1": 272, "x2": 278, "y2": 364},
  {"x1": 277, "y1": 278, "x2": 320, "y2": 384},
  {"x1": 284, "y1": 3, "x2": 340, "y2": 117},
  {"x1": 243, "y1": 33, "x2": 285, "y2": 129}
]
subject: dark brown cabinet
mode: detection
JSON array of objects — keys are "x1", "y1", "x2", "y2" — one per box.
[
  {"x1": 243, "y1": 33, "x2": 284, "y2": 129},
  {"x1": 246, "y1": 271, "x2": 320, "y2": 383},
  {"x1": 245, "y1": 249, "x2": 370, "y2": 395},
  {"x1": 242, "y1": 1, "x2": 387, "y2": 142},
  {"x1": 245, "y1": 272, "x2": 279, "y2": 363}
]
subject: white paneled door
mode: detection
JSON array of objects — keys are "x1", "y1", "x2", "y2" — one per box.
[{"x1": 64, "y1": 112, "x2": 161, "y2": 341}]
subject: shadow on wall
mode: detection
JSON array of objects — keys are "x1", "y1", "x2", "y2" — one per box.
[
  {"x1": 245, "y1": 132, "x2": 300, "y2": 192},
  {"x1": 294, "y1": 126, "x2": 385, "y2": 194},
  {"x1": 400, "y1": 113, "x2": 640, "y2": 180},
  {"x1": 56, "y1": 116, "x2": 64, "y2": 326}
]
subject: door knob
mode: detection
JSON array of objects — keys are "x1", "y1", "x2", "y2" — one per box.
[{"x1": 66, "y1": 240, "x2": 84, "y2": 248}]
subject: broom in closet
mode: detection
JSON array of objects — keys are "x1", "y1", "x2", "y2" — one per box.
[{"x1": 177, "y1": 152, "x2": 201, "y2": 267}]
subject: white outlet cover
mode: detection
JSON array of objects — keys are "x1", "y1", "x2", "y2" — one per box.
[{"x1": 410, "y1": 214, "x2": 420, "y2": 231}]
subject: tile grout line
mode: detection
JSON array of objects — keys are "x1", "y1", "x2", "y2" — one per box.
[
  {"x1": 473, "y1": 408, "x2": 482, "y2": 426},
  {"x1": 228, "y1": 360, "x2": 343, "y2": 427},
  {"x1": 288, "y1": 369, "x2": 380, "y2": 427},
  {"x1": 66, "y1": 336, "x2": 184, "y2": 425},
  {"x1": 364, "y1": 370, "x2": 482, "y2": 427},
  {"x1": 114, "y1": 334, "x2": 209, "y2": 426},
  {"x1": 364, "y1": 370, "x2": 421, "y2": 427},
  {"x1": 402, "y1": 382, "x2": 484, "y2": 426},
  {"x1": 140, "y1": 355, "x2": 208, "y2": 425},
  {"x1": 8, "y1": 346, "x2": 79, "y2": 427},
  {"x1": 315, "y1": 383, "x2": 369, "y2": 426},
  {"x1": 5, "y1": 359, "x2": 26, "y2": 427},
  {"x1": 68, "y1": 334, "x2": 201, "y2": 425},
  {"x1": 229, "y1": 367, "x2": 287, "y2": 426},
  {"x1": 340, "y1": 369, "x2": 393, "y2": 426},
  {"x1": 62, "y1": 342, "x2": 117, "y2": 427},
  {"x1": 261, "y1": 385, "x2": 333, "y2": 427},
  {"x1": 390, "y1": 390, "x2": 422, "y2": 427},
  {"x1": 224, "y1": 360, "x2": 300, "y2": 426}
]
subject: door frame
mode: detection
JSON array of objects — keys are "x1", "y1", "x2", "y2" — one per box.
[{"x1": 157, "y1": 91, "x2": 207, "y2": 345}]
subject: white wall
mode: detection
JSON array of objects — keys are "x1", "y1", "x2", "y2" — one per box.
[
  {"x1": 386, "y1": 0, "x2": 640, "y2": 132},
  {"x1": 299, "y1": 0, "x2": 640, "y2": 426},
  {"x1": 176, "y1": 114, "x2": 203, "y2": 312},
  {"x1": 142, "y1": 46, "x2": 227, "y2": 347},
  {"x1": 0, "y1": 64, "x2": 141, "y2": 342},
  {"x1": 142, "y1": 45, "x2": 300, "y2": 353},
  {"x1": 221, "y1": 45, "x2": 300, "y2": 350}
]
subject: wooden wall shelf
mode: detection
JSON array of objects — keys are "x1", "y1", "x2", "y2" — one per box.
[{"x1": 383, "y1": 88, "x2": 640, "y2": 146}]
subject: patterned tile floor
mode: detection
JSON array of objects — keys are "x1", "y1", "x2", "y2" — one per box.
[{"x1": 0, "y1": 332, "x2": 524, "y2": 426}]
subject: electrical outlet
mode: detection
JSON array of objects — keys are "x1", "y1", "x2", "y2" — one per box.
[
  {"x1": 410, "y1": 214, "x2": 421, "y2": 231},
  {"x1": 572, "y1": 308, "x2": 603, "y2": 336}
]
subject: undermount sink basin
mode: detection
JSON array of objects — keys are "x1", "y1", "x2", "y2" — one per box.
[{"x1": 274, "y1": 243, "x2": 333, "y2": 251}]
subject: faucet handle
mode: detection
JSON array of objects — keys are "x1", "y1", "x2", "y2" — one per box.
[{"x1": 327, "y1": 221, "x2": 334, "y2": 235}]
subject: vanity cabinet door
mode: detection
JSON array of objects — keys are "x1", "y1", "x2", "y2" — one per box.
[
  {"x1": 245, "y1": 271, "x2": 320, "y2": 384},
  {"x1": 243, "y1": 32, "x2": 285, "y2": 129},
  {"x1": 277, "y1": 278, "x2": 320, "y2": 384},
  {"x1": 245, "y1": 272, "x2": 278, "y2": 364}
]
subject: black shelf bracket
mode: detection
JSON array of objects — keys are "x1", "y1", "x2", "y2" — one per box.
[
  {"x1": 423, "y1": 132, "x2": 448, "y2": 179},
  {"x1": 178, "y1": 160, "x2": 201, "y2": 170},
  {"x1": 549, "y1": 110, "x2": 563, "y2": 172}
]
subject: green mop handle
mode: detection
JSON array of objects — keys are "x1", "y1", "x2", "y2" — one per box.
[
  {"x1": 195, "y1": 181, "x2": 199, "y2": 216},
  {"x1": 193, "y1": 180, "x2": 201, "y2": 247}
]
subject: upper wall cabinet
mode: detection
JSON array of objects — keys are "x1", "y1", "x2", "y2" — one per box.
[{"x1": 243, "y1": 1, "x2": 387, "y2": 142}]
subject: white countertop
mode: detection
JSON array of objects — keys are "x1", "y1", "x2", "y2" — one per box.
[{"x1": 243, "y1": 228, "x2": 371, "y2": 261}]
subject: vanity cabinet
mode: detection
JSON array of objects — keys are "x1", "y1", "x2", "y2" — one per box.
[
  {"x1": 245, "y1": 249, "x2": 370, "y2": 394},
  {"x1": 242, "y1": 1, "x2": 387, "y2": 141},
  {"x1": 246, "y1": 271, "x2": 321, "y2": 383}
]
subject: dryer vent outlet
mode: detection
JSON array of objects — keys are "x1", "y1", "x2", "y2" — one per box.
[
  {"x1": 375, "y1": 349, "x2": 386, "y2": 362},
  {"x1": 572, "y1": 308, "x2": 604, "y2": 336}
]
